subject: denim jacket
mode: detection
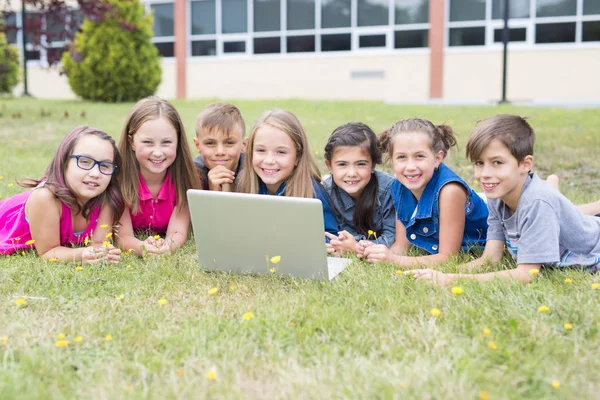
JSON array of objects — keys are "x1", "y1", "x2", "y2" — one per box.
[
  {"x1": 322, "y1": 170, "x2": 396, "y2": 247},
  {"x1": 258, "y1": 179, "x2": 339, "y2": 242},
  {"x1": 391, "y1": 163, "x2": 488, "y2": 254}
]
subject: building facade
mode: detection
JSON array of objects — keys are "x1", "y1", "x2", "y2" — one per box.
[{"x1": 5, "y1": 0, "x2": 600, "y2": 103}]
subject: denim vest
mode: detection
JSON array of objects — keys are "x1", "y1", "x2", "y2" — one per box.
[
  {"x1": 391, "y1": 163, "x2": 488, "y2": 254},
  {"x1": 322, "y1": 170, "x2": 396, "y2": 247}
]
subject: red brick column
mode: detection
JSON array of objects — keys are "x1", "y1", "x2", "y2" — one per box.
[
  {"x1": 174, "y1": 0, "x2": 187, "y2": 99},
  {"x1": 429, "y1": 0, "x2": 444, "y2": 99}
]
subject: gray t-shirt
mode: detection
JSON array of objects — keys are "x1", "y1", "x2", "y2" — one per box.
[{"x1": 486, "y1": 173, "x2": 600, "y2": 270}]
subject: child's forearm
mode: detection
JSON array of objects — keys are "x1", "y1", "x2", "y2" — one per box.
[
  {"x1": 39, "y1": 246, "x2": 86, "y2": 263},
  {"x1": 389, "y1": 252, "x2": 450, "y2": 269},
  {"x1": 446, "y1": 268, "x2": 534, "y2": 284}
]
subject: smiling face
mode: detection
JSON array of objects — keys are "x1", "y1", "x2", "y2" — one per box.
[
  {"x1": 65, "y1": 134, "x2": 115, "y2": 205},
  {"x1": 194, "y1": 126, "x2": 247, "y2": 172},
  {"x1": 391, "y1": 132, "x2": 444, "y2": 200},
  {"x1": 473, "y1": 139, "x2": 532, "y2": 211},
  {"x1": 326, "y1": 145, "x2": 373, "y2": 199},
  {"x1": 130, "y1": 117, "x2": 178, "y2": 181},
  {"x1": 251, "y1": 125, "x2": 297, "y2": 194}
]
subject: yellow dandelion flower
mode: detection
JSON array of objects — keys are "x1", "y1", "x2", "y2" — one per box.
[
  {"x1": 75, "y1": 266, "x2": 83, "y2": 271},
  {"x1": 269, "y1": 268, "x2": 276, "y2": 273},
  {"x1": 7, "y1": 183, "x2": 13, "y2": 187},
  {"x1": 208, "y1": 287, "x2": 218, "y2": 295},
  {"x1": 116, "y1": 294, "x2": 124, "y2": 300},
  {"x1": 153, "y1": 235, "x2": 161, "y2": 240},
  {"x1": 21, "y1": 251, "x2": 25, "y2": 256},
  {"x1": 15, "y1": 298, "x2": 27, "y2": 306},
  {"x1": 564, "y1": 323, "x2": 573, "y2": 330},
  {"x1": 157, "y1": 298, "x2": 168, "y2": 305},
  {"x1": 592, "y1": 283, "x2": 600, "y2": 290},
  {"x1": 479, "y1": 391, "x2": 490, "y2": 400},
  {"x1": 74, "y1": 336, "x2": 83, "y2": 342},
  {"x1": 321, "y1": 281, "x2": 326, "y2": 286},
  {"x1": 100, "y1": 224, "x2": 108, "y2": 229},
  {"x1": 564, "y1": 278, "x2": 572, "y2": 284},
  {"x1": 488, "y1": 341, "x2": 498, "y2": 350},
  {"x1": 538, "y1": 305, "x2": 549, "y2": 313},
  {"x1": 49, "y1": 258, "x2": 57, "y2": 262},
  {"x1": 84, "y1": 236, "x2": 90, "y2": 246},
  {"x1": 105, "y1": 232, "x2": 113, "y2": 239},
  {"x1": 0, "y1": 176, "x2": 3, "y2": 180},
  {"x1": 206, "y1": 369, "x2": 217, "y2": 380},
  {"x1": 25, "y1": 239, "x2": 35, "y2": 245},
  {"x1": 551, "y1": 380, "x2": 560, "y2": 389},
  {"x1": 368, "y1": 229, "x2": 374, "y2": 236},
  {"x1": 483, "y1": 328, "x2": 491, "y2": 337},
  {"x1": 56, "y1": 333, "x2": 65, "y2": 340},
  {"x1": 105, "y1": 335, "x2": 113, "y2": 341},
  {"x1": 102, "y1": 241, "x2": 110, "y2": 247},
  {"x1": 55, "y1": 340, "x2": 69, "y2": 347},
  {"x1": 400, "y1": 383, "x2": 408, "y2": 389},
  {"x1": 176, "y1": 368, "x2": 184, "y2": 377},
  {"x1": 529, "y1": 268, "x2": 539, "y2": 275},
  {"x1": 430, "y1": 308, "x2": 441, "y2": 317},
  {"x1": 451, "y1": 286, "x2": 464, "y2": 295},
  {"x1": 1, "y1": 336, "x2": 7, "y2": 345},
  {"x1": 270, "y1": 255, "x2": 281, "y2": 264},
  {"x1": 242, "y1": 312, "x2": 254, "y2": 320},
  {"x1": 395, "y1": 270, "x2": 403, "y2": 275},
  {"x1": 289, "y1": 322, "x2": 296, "y2": 327},
  {"x1": 230, "y1": 283, "x2": 237, "y2": 291}
]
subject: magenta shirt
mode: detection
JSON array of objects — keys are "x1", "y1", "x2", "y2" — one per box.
[
  {"x1": 130, "y1": 172, "x2": 177, "y2": 235},
  {"x1": 0, "y1": 190, "x2": 101, "y2": 255}
]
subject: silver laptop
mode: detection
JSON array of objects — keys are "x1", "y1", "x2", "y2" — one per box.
[{"x1": 187, "y1": 189, "x2": 352, "y2": 280}]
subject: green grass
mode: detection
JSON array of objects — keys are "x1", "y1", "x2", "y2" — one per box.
[{"x1": 1, "y1": 98, "x2": 600, "y2": 399}]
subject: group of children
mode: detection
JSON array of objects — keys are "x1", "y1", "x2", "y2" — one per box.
[{"x1": 1, "y1": 96, "x2": 599, "y2": 285}]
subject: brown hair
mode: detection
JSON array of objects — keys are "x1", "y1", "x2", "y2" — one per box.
[
  {"x1": 237, "y1": 109, "x2": 321, "y2": 198},
  {"x1": 195, "y1": 102, "x2": 246, "y2": 138},
  {"x1": 466, "y1": 114, "x2": 534, "y2": 163},
  {"x1": 378, "y1": 118, "x2": 457, "y2": 160},
  {"x1": 118, "y1": 96, "x2": 202, "y2": 214}
]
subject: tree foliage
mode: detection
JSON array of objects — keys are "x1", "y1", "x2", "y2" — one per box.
[{"x1": 0, "y1": 17, "x2": 19, "y2": 93}]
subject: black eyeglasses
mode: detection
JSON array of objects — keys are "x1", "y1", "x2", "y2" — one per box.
[{"x1": 70, "y1": 155, "x2": 117, "y2": 175}]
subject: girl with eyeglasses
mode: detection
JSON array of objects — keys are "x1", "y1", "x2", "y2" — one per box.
[
  {"x1": 0, "y1": 126, "x2": 124, "y2": 264},
  {"x1": 117, "y1": 97, "x2": 201, "y2": 255}
]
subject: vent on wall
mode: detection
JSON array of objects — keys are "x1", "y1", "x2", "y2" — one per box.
[{"x1": 350, "y1": 70, "x2": 385, "y2": 79}]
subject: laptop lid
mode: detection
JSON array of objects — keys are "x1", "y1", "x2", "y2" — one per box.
[{"x1": 187, "y1": 189, "x2": 332, "y2": 280}]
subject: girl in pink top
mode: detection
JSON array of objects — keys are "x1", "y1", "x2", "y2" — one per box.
[
  {"x1": 117, "y1": 97, "x2": 202, "y2": 255},
  {"x1": 0, "y1": 126, "x2": 124, "y2": 264}
]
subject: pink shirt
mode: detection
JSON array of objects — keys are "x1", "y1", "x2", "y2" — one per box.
[
  {"x1": 0, "y1": 190, "x2": 101, "y2": 255},
  {"x1": 130, "y1": 172, "x2": 177, "y2": 235}
]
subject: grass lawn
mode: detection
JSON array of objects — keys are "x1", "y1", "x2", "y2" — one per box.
[{"x1": 1, "y1": 98, "x2": 600, "y2": 399}]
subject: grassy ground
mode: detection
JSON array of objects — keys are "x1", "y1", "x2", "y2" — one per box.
[{"x1": 1, "y1": 98, "x2": 599, "y2": 399}]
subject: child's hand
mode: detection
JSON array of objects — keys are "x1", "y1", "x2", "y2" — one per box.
[
  {"x1": 207, "y1": 166, "x2": 235, "y2": 191},
  {"x1": 336, "y1": 231, "x2": 358, "y2": 253},
  {"x1": 356, "y1": 240, "x2": 375, "y2": 258},
  {"x1": 411, "y1": 269, "x2": 452, "y2": 286},
  {"x1": 362, "y1": 244, "x2": 392, "y2": 263},
  {"x1": 81, "y1": 246, "x2": 108, "y2": 264},
  {"x1": 325, "y1": 243, "x2": 338, "y2": 256},
  {"x1": 141, "y1": 236, "x2": 164, "y2": 255},
  {"x1": 102, "y1": 244, "x2": 122, "y2": 264}
]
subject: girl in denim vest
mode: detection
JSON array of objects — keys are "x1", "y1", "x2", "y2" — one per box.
[
  {"x1": 357, "y1": 118, "x2": 488, "y2": 268},
  {"x1": 322, "y1": 122, "x2": 396, "y2": 255}
]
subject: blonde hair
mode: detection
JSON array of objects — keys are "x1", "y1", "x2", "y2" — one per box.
[
  {"x1": 118, "y1": 96, "x2": 202, "y2": 214},
  {"x1": 237, "y1": 109, "x2": 320, "y2": 198},
  {"x1": 195, "y1": 102, "x2": 246, "y2": 138}
]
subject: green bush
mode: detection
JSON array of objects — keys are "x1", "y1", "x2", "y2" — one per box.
[
  {"x1": 0, "y1": 19, "x2": 19, "y2": 94},
  {"x1": 61, "y1": 0, "x2": 161, "y2": 102}
]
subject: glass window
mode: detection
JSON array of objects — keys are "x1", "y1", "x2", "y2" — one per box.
[
  {"x1": 584, "y1": 0, "x2": 600, "y2": 15},
  {"x1": 358, "y1": 0, "x2": 388, "y2": 27},
  {"x1": 491, "y1": 0, "x2": 530, "y2": 19},
  {"x1": 151, "y1": 3, "x2": 174, "y2": 37},
  {"x1": 287, "y1": 35, "x2": 315, "y2": 52},
  {"x1": 224, "y1": 41, "x2": 246, "y2": 52},
  {"x1": 583, "y1": 21, "x2": 600, "y2": 41},
  {"x1": 222, "y1": 0, "x2": 247, "y2": 33},
  {"x1": 322, "y1": 0, "x2": 351, "y2": 28},
  {"x1": 191, "y1": 40, "x2": 217, "y2": 55},
  {"x1": 254, "y1": 37, "x2": 280, "y2": 53},
  {"x1": 395, "y1": 0, "x2": 428, "y2": 24},
  {"x1": 449, "y1": 26, "x2": 485, "y2": 46},
  {"x1": 359, "y1": 34, "x2": 386, "y2": 47},
  {"x1": 536, "y1": 0, "x2": 576, "y2": 18},
  {"x1": 287, "y1": 0, "x2": 315, "y2": 30},
  {"x1": 24, "y1": 13, "x2": 42, "y2": 44},
  {"x1": 449, "y1": 0, "x2": 485, "y2": 22},
  {"x1": 2, "y1": 13, "x2": 17, "y2": 44},
  {"x1": 154, "y1": 42, "x2": 174, "y2": 57},
  {"x1": 394, "y1": 29, "x2": 428, "y2": 48},
  {"x1": 493, "y1": 27, "x2": 526, "y2": 42},
  {"x1": 254, "y1": 0, "x2": 280, "y2": 32},
  {"x1": 191, "y1": 0, "x2": 216, "y2": 35},
  {"x1": 26, "y1": 49, "x2": 40, "y2": 60},
  {"x1": 45, "y1": 12, "x2": 67, "y2": 42},
  {"x1": 535, "y1": 22, "x2": 575, "y2": 43},
  {"x1": 321, "y1": 33, "x2": 351, "y2": 51}
]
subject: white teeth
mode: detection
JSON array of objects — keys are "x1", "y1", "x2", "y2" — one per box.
[{"x1": 150, "y1": 160, "x2": 164, "y2": 164}]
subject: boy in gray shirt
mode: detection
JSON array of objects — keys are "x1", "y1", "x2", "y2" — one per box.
[{"x1": 411, "y1": 114, "x2": 600, "y2": 285}]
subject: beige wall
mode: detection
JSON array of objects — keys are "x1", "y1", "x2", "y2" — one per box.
[
  {"x1": 444, "y1": 47, "x2": 600, "y2": 102},
  {"x1": 185, "y1": 53, "x2": 431, "y2": 102}
]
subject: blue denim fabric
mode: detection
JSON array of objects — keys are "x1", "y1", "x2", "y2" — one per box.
[
  {"x1": 322, "y1": 170, "x2": 396, "y2": 247},
  {"x1": 258, "y1": 179, "x2": 339, "y2": 242},
  {"x1": 391, "y1": 163, "x2": 488, "y2": 254}
]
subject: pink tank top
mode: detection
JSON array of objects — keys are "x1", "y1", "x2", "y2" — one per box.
[
  {"x1": 0, "y1": 190, "x2": 101, "y2": 255},
  {"x1": 130, "y1": 172, "x2": 177, "y2": 235}
]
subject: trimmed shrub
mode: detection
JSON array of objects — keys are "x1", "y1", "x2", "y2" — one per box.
[
  {"x1": 0, "y1": 19, "x2": 19, "y2": 94},
  {"x1": 61, "y1": 0, "x2": 161, "y2": 102}
]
